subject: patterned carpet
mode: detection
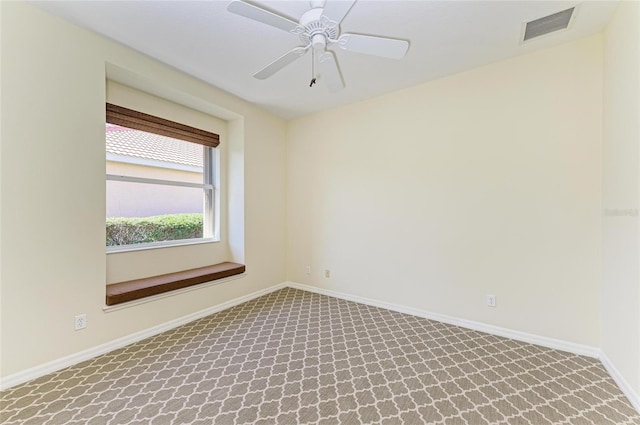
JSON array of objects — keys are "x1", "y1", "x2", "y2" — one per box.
[{"x1": 1, "y1": 287, "x2": 639, "y2": 424}]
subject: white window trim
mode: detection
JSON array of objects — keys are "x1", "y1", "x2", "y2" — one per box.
[{"x1": 106, "y1": 174, "x2": 214, "y2": 190}]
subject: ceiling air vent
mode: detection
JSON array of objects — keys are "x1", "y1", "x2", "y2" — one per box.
[{"x1": 523, "y1": 7, "x2": 574, "y2": 42}]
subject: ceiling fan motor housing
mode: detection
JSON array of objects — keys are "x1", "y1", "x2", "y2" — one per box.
[{"x1": 297, "y1": 7, "x2": 338, "y2": 49}]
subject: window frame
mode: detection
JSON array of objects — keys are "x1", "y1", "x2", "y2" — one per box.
[{"x1": 105, "y1": 104, "x2": 220, "y2": 253}]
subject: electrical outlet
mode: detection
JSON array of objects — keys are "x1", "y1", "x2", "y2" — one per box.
[
  {"x1": 487, "y1": 295, "x2": 496, "y2": 308},
  {"x1": 74, "y1": 314, "x2": 87, "y2": 330},
  {"x1": 325, "y1": 269, "x2": 331, "y2": 278},
  {"x1": 305, "y1": 266, "x2": 311, "y2": 275}
]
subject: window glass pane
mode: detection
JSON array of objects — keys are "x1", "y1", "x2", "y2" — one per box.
[
  {"x1": 106, "y1": 181, "x2": 204, "y2": 246},
  {"x1": 106, "y1": 122, "x2": 214, "y2": 249}
]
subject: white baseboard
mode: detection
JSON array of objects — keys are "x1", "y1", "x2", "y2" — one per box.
[
  {"x1": 284, "y1": 282, "x2": 601, "y2": 358},
  {"x1": 600, "y1": 351, "x2": 640, "y2": 413},
  {"x1": 0, "y1": 282, "x2": 288, "y2": 391}
]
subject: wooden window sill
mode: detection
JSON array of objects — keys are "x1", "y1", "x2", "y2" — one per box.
[{"x1": 106, "y1": 262, "x2": 245, "y2": 306}]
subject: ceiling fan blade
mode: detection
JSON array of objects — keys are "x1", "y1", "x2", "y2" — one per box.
[
  {"x1": 227, "y1": 0, "x2": 299, "y2": 33},
  {"x1": 318, "y1": 51, "x2": 345, "y2": 92},
  {"x1": 254, "y1": 47, "x2": 308, "y2": 80},
  {"x1": 338, "y1": 34, "x2": 409, "y2": 59},
  {"x1": 321, "y1": 0, "x2": 356, "y2": 25}
]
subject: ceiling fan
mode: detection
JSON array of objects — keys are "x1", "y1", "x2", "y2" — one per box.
[{"x1": 227, "y1": 0, "x2": 410, "y2": 91}]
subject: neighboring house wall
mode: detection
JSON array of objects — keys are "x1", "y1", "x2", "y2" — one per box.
[{"x1": 106, "y1": 160, "x2": 203, "y2": 218}]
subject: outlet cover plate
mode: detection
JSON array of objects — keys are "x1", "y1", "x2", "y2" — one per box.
[{"x1": 74, "y1": 314, "x2": 87, "y2": 330}]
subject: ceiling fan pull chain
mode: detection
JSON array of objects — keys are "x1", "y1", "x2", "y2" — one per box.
[{"x1": 310, "y1": 49, "x2": 317, "y2": 87}]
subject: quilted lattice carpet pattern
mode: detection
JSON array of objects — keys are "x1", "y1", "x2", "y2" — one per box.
[{"x1": 1, "y1": 287, "x2": 639, "y2": 424}]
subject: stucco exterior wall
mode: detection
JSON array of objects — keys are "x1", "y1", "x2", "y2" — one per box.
[{"x1": 106, "y1": 160, "x2": 203, "y2": 218}]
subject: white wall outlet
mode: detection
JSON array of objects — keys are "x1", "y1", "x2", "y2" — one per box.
[
  {"x1": 74, "y1": 314, "x2": 87, "y2": 330},
  {"x1": 487, "y1": 295, "x2": 497, "y2": 308},
  {"x1": 305, "y1": 266, "x2": 311, "y2": 275},
  {"x1": 325, "y1": 269, "x2": 331, "y2": 278}
]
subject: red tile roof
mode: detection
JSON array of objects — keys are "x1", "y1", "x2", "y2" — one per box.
[{"x1": 106, "y1": 123, "x2": 203, "y2": 168}]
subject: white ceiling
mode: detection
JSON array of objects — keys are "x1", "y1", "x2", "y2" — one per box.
[{"x1": 32, "y1": 0, "x2": 618, "y2": 119}]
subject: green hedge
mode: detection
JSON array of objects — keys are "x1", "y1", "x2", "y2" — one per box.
[{"x1": 106, "y1": 213, "x2": 203, "y2": 246}]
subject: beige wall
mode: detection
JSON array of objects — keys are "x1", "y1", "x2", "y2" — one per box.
[
  {"x1": 287, "y1": 35, "x2": 603, "y2": 347},
  {"x1": 602, "y1": 0, "x2": 640, "y2": 396},
  {"x1": 0, "y1": 2, "x2": 286, "y2": 377}
]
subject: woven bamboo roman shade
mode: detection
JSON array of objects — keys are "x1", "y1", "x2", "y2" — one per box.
[{"x1": 106, "y1": 103, "x2": 220, "y2": 148}]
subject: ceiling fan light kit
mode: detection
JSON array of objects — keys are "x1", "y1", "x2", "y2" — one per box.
[{"x1": 227, "y1": 0, "x2": 410, "y2": 91}]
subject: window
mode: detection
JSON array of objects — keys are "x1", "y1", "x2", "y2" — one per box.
[{"x1": 105, "y1": 103, "x2": 219, "y2": 251}]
